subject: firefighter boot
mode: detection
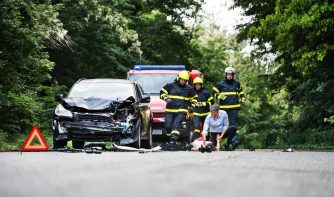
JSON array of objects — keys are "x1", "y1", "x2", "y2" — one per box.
[
  {"x1": 170, "y1": 134, "x2": 179, "y2": 144},
  {"x1": 231, "y1": 133, "x2": 240, "y2": 150}
]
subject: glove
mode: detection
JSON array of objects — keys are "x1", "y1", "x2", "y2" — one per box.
[
  {"x1": 195, "y1": 102, "x2": 206, "y2": 107},
  {"x1": 165, "y1": 98, "x2": 172, "y2": 104},
  {"x1": 195, "y1": 102, "x2": 202, "y2": 107},
  {"x1": 218, "y1": 93, "x2": 227, "y2": 100},
  {"x1": 161, "y1": 94, "x2": 168, "y2": 100},
  {"x1": 186, "y1": 113, "x2": 193, "y2": 120},
  {"x1": 162, "y1": 95, "x2": 172, "y2": 103}
]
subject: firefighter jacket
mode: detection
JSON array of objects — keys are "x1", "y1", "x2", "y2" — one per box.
[
  {"x1": 213, "y1": 80, "x2": 245, "y2": 110},
  {"x1": 193, "y1": 89, "x2": 214, "y2": 116},
  {"x1": 160, "y1": 81, "x2": 197, "y2": 113}
]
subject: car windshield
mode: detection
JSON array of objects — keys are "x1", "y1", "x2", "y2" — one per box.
[
  {"x1": 68, "y1": 82, "x2": 134, "y2": 100},
  {"x1": 128, "y1": 73, "x2": 177, "y2": 94}
]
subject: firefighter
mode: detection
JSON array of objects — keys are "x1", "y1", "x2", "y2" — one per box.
[
  {"x1": 212, "y1": 66, "x2": 245, "y2": 149},
  {"x1": 160, "y1": 71, "x2": 197, "y2": 144},
  {"x1": 192, "y1": 77, "x2": 214, "y2": 141}
]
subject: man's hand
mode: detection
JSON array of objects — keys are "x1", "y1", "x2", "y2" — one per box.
[
  {"x1": 202, "y1": 133, "x2": 207, "y2": 141},
  {"x1": 188, "y1": 106, "x2": 194, "y2": 113},
  {"x1": 165, "y1": 98, "x2": 172, "y2": 104},
  {"x1": 216, "y1": 135, "x2": 222, "y2": 141},
  {"x1": 217, "y1": 131, "x2": 226, "y2": 141}
]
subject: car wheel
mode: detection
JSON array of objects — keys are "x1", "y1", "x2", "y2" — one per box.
[
  {"x1": 129, "y1": 119, "x2": 141, "y2": 149},
  {"x1": 142, "y1": 124, "x2": 152, "y2": 149},
  {"x1": 52, "y1": 120, "x2": 67, "y2": 149},
  {"x1": 72, "y1": 140, "x2": 85, "y2": 149}
]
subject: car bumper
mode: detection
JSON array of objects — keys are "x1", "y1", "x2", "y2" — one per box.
[{"x1": 58, "y1": 121, "x2": 125, "y2": 141}]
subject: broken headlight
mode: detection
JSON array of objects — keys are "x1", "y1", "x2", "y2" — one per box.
[{"x1": 55, "y1": 104, "x2": 73, "y2": 119}]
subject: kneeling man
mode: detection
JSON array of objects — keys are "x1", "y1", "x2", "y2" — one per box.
[{"x1": 202, "y1": 104, "x2": 237, "y2": 150}]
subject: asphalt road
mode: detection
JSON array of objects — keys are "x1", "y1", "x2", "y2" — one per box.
[{"x1": 0, "y1": 150, "x2": 333, "y2": 197}]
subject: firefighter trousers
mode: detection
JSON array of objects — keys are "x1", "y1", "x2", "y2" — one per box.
[
  {"x1": 210, "y1": 126, "x2": 237, "y2": 147},
  {"x1": 192, "y1": 115, "x2": 207, "y2": 141},
  {"x1": 225, "y1": 109, "x2": 239, "y2": 126},
  {"x1": 165, "y1": 112, "x2": 186, "y2": 141}
]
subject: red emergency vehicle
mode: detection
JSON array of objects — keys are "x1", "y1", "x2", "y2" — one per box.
[{"x1": 127, "y1": 65, "x2": 201, "y2": 141}]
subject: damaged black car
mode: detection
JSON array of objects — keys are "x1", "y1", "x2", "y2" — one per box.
[{"x1": 52, "y1": 79, "x2": 153, "y2": 149}]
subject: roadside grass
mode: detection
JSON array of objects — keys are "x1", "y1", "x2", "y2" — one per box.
[
  {"x1": 0, "y1": 130, "x2": 333, "y2": 151},
  {"x1": 0, "y1": 132, "x2": 27, "y2": 151}
]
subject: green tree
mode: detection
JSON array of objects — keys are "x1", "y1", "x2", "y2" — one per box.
[
  {"x1": 189, "y1": 23, "x2": 230, "y2": 88},
  {"x1": 110, "y1": 0, "x2": 204, "y2": 68},
  {"x1": 49, "y1": 0, "x2": 142, "y2": 87},
  {"x1": 190, "y1": 21, "x2": 287, "y2": 148},
  {"x1": 0, "y1": 0, "x2": 67, "y2": 149},
  {"x1": 49, "y1": 0, "x2": 203, "y2": 87},
  {"x1": 233, "y1": 0, "x2": 334, "y2": 148}
]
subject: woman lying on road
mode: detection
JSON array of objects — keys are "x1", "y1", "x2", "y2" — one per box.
[{"x1": 188, "y1": 136, "x2": 221, "y2": 152}]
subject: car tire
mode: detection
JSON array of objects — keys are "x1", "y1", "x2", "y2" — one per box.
[
  {"x1": 141, "y1": 124, "x2": 152, "y2": 149},
  {"x1": 129, "y1": 119, "x2": 141, "y2": 149},
  {"x1": 72, "y1": 140, "x2": 85, "y2": 149},
  {"x1": 53, "y1": 136, "x2": 67, "y2": 149},
  {"x1": 52, "y1": 120, "x2": 67, "y2": 149}
]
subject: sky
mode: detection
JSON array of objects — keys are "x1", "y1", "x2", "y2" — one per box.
[{"x1": 201, "y1": 0, "x2": 248, "y2": 34}]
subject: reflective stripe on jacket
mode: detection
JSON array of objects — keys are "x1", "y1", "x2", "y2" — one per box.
[
  {"x1": 160, "y1": 81, "x2": 197, "y2": 113},
  {"x1": 213, "y1": 80, "x2": 245, "y2": 110},
  {"x1": 193, "y1": 89, "x2": 213, "y2": 116}
]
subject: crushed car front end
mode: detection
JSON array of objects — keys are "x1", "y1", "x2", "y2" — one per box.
[
  {"x1": 53, "y1": 96, "x2": 139, "y2": 142},
  {"x1": 55, "y1": 110, "x2": 136, "y2": 142}
]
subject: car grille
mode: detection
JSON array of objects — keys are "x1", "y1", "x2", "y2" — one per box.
[
  {"x1": 75, "y1": 113, "x2": 112, "y2": 122},
  {"x1": 153, "y1": 113, "x2": 165, "y2": 118}
]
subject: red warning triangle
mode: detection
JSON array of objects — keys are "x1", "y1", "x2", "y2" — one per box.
[{"x1": 21, "y1": 124, "x2": 49, "y2": 151}]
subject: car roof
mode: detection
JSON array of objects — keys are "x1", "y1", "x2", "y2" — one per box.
[
  {"x1": 127, "y1": 70, "x2": 181, "y2": 74},
  {"x1": 77, "y1": 78, "x2": 133, "y2": 84}
]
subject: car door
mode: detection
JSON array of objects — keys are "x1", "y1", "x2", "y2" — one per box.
[{"x1": 135, "y1": 84, "x2": 151, "y2": 138}]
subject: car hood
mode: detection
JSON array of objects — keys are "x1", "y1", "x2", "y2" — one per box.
[
  {"x1": 63, "y1": 97, "x2": 114, "y2": 111},
  {"x1": 149, "y1": 96, "x2": 166, "y2": 113}
]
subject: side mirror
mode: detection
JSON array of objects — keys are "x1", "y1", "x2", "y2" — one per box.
[
  {"x1": 55, "y1": 94, "x2": 64, "y2": 102},
  {"x1": 140, "y1": 96, "x2": 150, "y2": 103}
]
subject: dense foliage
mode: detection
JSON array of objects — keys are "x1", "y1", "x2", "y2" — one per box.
[
  {"x1": 232, "y1": 0, "x2": 334, "y2": 149},
  {"x1": 0, "y1": 0, "x2": 67, "y2": 149},
  {"x1": 0, "y1": 0, "x2": 203, "y2": 150},
  {"x1": 0, "y1": 0, "x2": 333, "y2": 150}
]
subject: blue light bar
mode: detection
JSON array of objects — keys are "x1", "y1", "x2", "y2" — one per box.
[{"x1": 133, "y1": 65, "x2": 186, "y2": 71}]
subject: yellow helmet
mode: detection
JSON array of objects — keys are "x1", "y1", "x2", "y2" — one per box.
[
  {"x1": 193, "y1": 77, "x2": 203, "y2": 85},
  {"x1": 178, "y1": 71, "x2": 189, "y2": 81}
]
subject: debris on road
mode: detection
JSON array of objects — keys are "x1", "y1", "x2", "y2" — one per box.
[
  {"x1": 51, "y1": 147, "x2": 83, "y2": 153},
  {"x1": 283, "y1": 148, "x2": 294, "y2": 152},
  {"x1": 112, "y1": 143, "x2": 162, "y2": 153},
  {"x1": 160, "y1": 143, "x2": 189, "y2": 151},
  {"x1": 84, "y1": 147, "x2": 103, "y2": 154}
]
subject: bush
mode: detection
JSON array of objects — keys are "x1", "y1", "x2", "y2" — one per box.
[{"x1": 239, "y1": 132, "x2": 263, "y2": 149}]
